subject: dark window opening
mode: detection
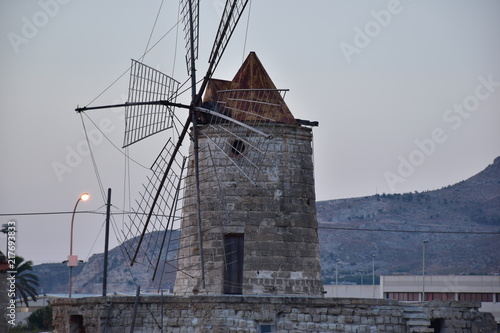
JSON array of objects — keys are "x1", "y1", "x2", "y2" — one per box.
[
  {"x1": 429, "y1": 318, "x2": 444, "y2": 333},
  {"x1": 69, "y1": 315, "x2": 85, "y2": 333},
  {"x1": 231, "y1": 140, "x2": 246, "y2": 156},
  {"x1": 223, "y1": 233, "x2": 244, "y2": 294},
  {"x1": 259, "y1": 324, "x2": 274, "y2": 333}
]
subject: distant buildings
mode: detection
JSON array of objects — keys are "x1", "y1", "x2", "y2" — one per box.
[{"x1": 324, "y1": 275, "x2": 500, "y2": 326}]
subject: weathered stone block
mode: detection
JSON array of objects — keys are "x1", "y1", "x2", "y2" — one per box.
[{"x1": 342, "y1": 308, "x2": 354, "y2": 316}]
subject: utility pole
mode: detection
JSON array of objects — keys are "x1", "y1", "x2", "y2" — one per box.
[
  {"x1": 103, "y1": 188, "x2": 111, "y2": 297},
  {"x1": 372, "y1": 254, "x2": 376, "y2": 298},
  {"x1": 335, "y1": 259, "x2": 340, "y2": 297},
  {"x1": 422, "y1": 240, "x2": 428, "y2": 301}
]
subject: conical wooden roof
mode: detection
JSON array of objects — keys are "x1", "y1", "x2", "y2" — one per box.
[
  {"x1": 203, "y1": 52, "x2": 296, "y2": 124},
  {"x1": 232, "y1": 51, "x2": 279, "y2": 90}
]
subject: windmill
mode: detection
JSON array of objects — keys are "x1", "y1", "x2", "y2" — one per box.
[{"x1": 74, "y1": 0, "x2": 311, "y2": 293}]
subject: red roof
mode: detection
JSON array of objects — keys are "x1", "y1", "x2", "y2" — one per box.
[{"x1": 203, "y1": 52, "x2": 296, "y2": 124}]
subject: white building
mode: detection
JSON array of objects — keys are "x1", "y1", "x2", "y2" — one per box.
[{"x1": 324, "y1": 275, "x2": 500, "y2": 325}]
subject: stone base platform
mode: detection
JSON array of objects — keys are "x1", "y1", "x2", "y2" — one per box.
[{"x1": 51, "y1": 295, "x2": 497, "y2": 332}]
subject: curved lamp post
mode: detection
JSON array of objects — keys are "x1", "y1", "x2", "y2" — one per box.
[{"x1": 68, "y1": 193, "x2": 89, "y2": 298}]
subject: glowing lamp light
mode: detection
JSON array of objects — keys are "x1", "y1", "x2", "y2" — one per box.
[{"x1": 69, "y1": 191, "x2": 90, "y2": 298}]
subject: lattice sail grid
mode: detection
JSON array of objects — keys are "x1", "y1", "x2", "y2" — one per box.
[
  {"x1": 122, "y1": 138, "x2": 186, "y2": 276},
  {"x1": 124, "y1": 60, "x2": 180, "y2": 147},
  {"x1": 181, "y1": 0, "x2": 199, "y2": 75},
  {"x1": 208, "y1": 0, "x2": 249, "y2": 71},
  {"x1": 122, "y1": 140, "x2": 234, "y2": 283}
]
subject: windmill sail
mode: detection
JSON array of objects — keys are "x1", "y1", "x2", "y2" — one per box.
[
  {"x1": 122, "y1": 138, "x2": 186, "y2": 268},
  {"x1": 76, "y1": 0, "x2": 285, "y2": 290},
  {"x1": 181, "y1": 0, "x2": 199, "y2": 76},
  {"x1": 208, "y1": 0, "x2": 249, "y2": 75},
  {"x1": 124, "y1": 60, "x2": 180, "y2": 147}
]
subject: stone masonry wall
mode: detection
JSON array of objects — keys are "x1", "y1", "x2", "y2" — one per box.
[
  {"x1": 51, "y1": 295, "x2": 497, "y2": 333},
  {"x1": 174, "y1": 123, "x2": 323, "y2": 296}
]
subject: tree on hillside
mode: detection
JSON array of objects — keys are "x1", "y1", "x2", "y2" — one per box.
[{"x1": 14, "y1": 256, "x2": 39, "y2": 307}]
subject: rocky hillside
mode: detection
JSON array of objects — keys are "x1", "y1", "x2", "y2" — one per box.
[
  {"x1": 34, "y1": 157, "x2": 500, "y2": 293},
  {"x1": 318, "y1": 156, "x2": 500, "y2": 283},
  {"x1": 35, "y1": 231, "x2": 179, "y2": 295}
]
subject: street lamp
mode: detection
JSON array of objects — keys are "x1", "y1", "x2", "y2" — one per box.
[
  {"x1": 68, "y1": 193, "x2": 89, "y2": 298},
  {"x1": 422, "y1": 240, "x2": 429, "y2": 302}
]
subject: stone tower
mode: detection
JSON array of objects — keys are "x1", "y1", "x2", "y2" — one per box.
[{"x1": 174, "y1": 52, "x2": 323, "y2": 296}]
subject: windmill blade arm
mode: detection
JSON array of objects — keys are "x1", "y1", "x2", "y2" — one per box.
[
  {"x1": 194, "y1": 106, "x2": 271, "y2": 139},
  {"x1": 152, "y1": 156, "x2": 187, "y2": 281},
  {"x1": 181, "y1": 0, "x2": 199, "y2": 77},
  {"x1": 207, "y1": 0, "x2": 249, "y2": 74},
  {"x1": 130, "y1": 116, "x2": 191, "y2": 265},
  {"x1": 195, "y1": 0, "x2": 249, "y2": 102},
  {"x1": 75, "y1": 101, "x2": 190, "y2": 113}
]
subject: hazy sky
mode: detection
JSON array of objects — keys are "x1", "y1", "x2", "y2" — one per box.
[{"x1": 1, "y1": 1, "x2": 499, "y2": 265}]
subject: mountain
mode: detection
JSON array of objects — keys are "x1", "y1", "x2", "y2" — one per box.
[
  {"x1": 34, "y1": 157, "x2": 500, "y2": 293},
  {"x1": 317, "y1": 156, "x2": 500, "y2": 283},
  {"x1": 34, "y1": 231, "x2": 179, "y2": 295}
]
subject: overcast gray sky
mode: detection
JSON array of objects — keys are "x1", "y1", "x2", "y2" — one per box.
[{"x1": 1, "y1": 1, "x2": 499, "y2": 265}]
